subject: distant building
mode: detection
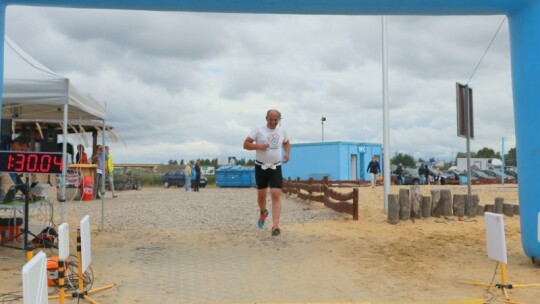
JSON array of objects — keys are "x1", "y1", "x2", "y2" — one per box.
[
  {"x1": 282, "y1": 141, "x2": 383, "y2": 181},
  {"x1": 456, "y1": 157, "x2": 502, "y2": 171}
]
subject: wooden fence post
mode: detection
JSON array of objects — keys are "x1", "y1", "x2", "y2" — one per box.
[
  {"x1": 399, "y1": 189, "x2": 410, "y2": 221},
  {"x1": 431, "y1": 189, "x2": 442, "y2": 217},
  {"x1": 353, "y1": 188, "x2": 359, "y2": 220},
  {"x1": 388, "y1": 194, "x2": 400, "y2": 224},
  {"x1": 495, "y1": 198, "x2": 504, "y2": 214},
  {"x1": 453, "y1": 194, "x2": 465, "y2": 217},
  {"x1": 421, "y1": 196, "x2": 432, "y2": 218},
  {"x1": 441, "y1": 189, "x2": 453, "y2": 216},
  {"x1": 465, "y1": 194, "x2": 479, "y2": 217},
  {"x1": 410, "y1": 185, "x2": 422, "y2": 219}
]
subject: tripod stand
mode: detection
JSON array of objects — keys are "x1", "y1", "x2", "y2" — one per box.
[{"x1": 0, "y1": 177, "x2": 55, "y2": 260}]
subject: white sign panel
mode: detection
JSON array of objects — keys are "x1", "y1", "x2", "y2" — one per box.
[
  {"x1": 484, "y1": 212, "x2": 508, "y2": 264},
  {"x1": 58, "y1": 223, "x2": 70, "y2": 260},
  {"x1": 23, "y1": 251, "x2": 49, "y2": 304},
  {"x1": 80, "y1": 215, "x2": 92, "y2": 273}
]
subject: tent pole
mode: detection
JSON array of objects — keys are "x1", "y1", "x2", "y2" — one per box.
[
  {"x1": 101, "y1": 105, "x2": 106, "y2": 231},
  {"x1": 61, "y1": 103, "x2": 68, "y2": 224}
]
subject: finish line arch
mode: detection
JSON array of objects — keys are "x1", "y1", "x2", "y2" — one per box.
[{"x1": 1, "y1": 0, "x2": 539, "y2": 259}]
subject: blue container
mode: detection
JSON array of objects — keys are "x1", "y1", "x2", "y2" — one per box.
[
  {"x1": 216, "y1": 165, "x2": 256, "y2": 187},
  {"x1": 459, "y1": 175, "x2": 468, "y2": 185}
]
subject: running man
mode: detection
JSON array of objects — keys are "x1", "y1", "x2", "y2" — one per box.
[{"x1": 243, "y1": 109, "x2": 290, "y2": 236}]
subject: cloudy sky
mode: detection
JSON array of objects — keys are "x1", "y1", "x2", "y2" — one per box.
[{"x1": 5, "y1": 6, "x2": 514, "y2": 164}]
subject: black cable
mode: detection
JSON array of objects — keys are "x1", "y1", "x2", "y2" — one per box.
[
  {"x1": 466, "y1": 17, "x2": 507, "y2": 85},
  {"x1": 484, "y1": 261, "x2": 499, "y2": 303}
]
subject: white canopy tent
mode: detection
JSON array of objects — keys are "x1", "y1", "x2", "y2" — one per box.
[
  {"x1": 2, "y1": 36, "x2": 106, "y2": 121},
  {"x1": 2, "y1": 36, "x2": 107, "y2": 225}
]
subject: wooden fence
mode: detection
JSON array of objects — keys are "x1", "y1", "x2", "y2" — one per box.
[
  {"x1": 283, "y1": 177, "x2": 359, "y2": 220},
  {"x1": 387, "y1": 186, "x2": 519, "y2": 224}
]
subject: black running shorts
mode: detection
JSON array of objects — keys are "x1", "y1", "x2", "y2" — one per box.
[{"x1": 255, "y1": 165, "x2": 283, "y2": 189}]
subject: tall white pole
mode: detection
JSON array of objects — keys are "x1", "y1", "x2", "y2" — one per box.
[
  {"x1": 501, "y1": 137, "x2": 505, "y2": 185},
  {"x1": 382, "y1": 16, "x2": 390, "y2": 213}
]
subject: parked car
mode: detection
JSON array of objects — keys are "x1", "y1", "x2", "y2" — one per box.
[
  {"x1": 392, "y1": 167, "x2": 421, "y2": 185},
  {"x1": 504, "y1": 170, "x2": 518, "y2": 179},
  {"x1": 161, "y1": 170, "x2": 207, "y2": 188}
]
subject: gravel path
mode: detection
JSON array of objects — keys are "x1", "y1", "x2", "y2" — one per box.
[{"x1": 62, "y1": 186, "x2": 343, "y2": 232}]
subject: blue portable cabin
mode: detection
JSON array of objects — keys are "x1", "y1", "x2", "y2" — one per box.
[
  {"x1": 282, "y1": 141, "x2": 382, "y2": 181},
  {"x1": 215, "y1": 165, "x2": 256, "y2": 187}
]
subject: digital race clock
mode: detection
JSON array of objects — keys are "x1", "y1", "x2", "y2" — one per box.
[{"x1": 0, "y1": 151, "x2": 63, "y2": 174}]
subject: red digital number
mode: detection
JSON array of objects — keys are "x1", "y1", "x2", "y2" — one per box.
[
  {"x1": 27, "y1": 154, "x2": 38, "y2": 172},
  {"x1": 40, "y1": 154, "x2": 52, "y2": 172},
  {"x1": 14, "y1": 153, "x2": 26, "y2": 172},
  {"x1": 53, "y1": 155, "x2": 63, "y2": 171}
]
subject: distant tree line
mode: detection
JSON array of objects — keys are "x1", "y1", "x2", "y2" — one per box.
[{"x1": 390, "y1": 147, "x2": 517, "y2": 168}]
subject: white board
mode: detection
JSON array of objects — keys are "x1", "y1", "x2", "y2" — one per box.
[
  {"x1": 22, "y1": 251, "x2": 49, "y2": 304},
  {"x1": 484, "y1": 212, "x2": 508, "y2": 264},
  {"x1": 58, "y1": 223, "x2": 69, "y2": 260},
  {"x1": 80, "y1": 215, "x2": 92, "y2": 272}
]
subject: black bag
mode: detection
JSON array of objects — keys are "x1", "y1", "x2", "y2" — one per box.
[{"x1": 32, "y1": 227, "x2": 57, "y2": 248}]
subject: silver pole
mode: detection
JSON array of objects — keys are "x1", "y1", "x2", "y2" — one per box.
[
  {"x1": 61, "y1": 103, "x2": 68, "y2": 224},
  {"x1": 465, "y1": 85, "x2": 472, "y2": 195},
  {"x1": 501, "y1": 137, "x2": 505, "y2": 185},
  {"x1": 382, "y1": 16, "x2": 390, "y2": 213},
  {"x1": 101, "y1": 103, "x2": 107, "y2": 230}
]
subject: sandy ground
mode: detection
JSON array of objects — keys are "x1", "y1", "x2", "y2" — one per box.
[{"x1": 1, "y1": 184, "x2": 540, "y2": 304}]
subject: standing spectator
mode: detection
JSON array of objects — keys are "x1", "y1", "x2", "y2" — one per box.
[
  {"x1": 395, "y1": 163, "x2": 404, "y2": 185},
  {"x1": 435, "y1": 167, "x2": 443, "y2": 185},
  {"x1": 105, "y1": 146, "x2": 118, "y2": 198},
  {"x1": 92, "y1": 145, "x2": 107, "y2": 199},
  {"x1": 193, "y1": 161, "x2": 202, "y2": 192},
  {"x1": 418, "y1": 165, "x2": 425, "y2": 185},
  {"x1": 366, "y1": 156, "x2": 381, "y2": 188},
  {"x1": 243, "y1": 109, "x2": 290, "y2": 237},
  {"x1": 424, "y1": 164, "x2": 430, "y2": 185},
  {"x1": 75, "y1": 144, "x2": 88, "y2": 164},
  {"x1": 184, "y1": 161, "x2": 192, "y2": 192}
]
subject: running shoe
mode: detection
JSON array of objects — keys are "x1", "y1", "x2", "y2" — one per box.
[
  {"x1": 271, "y1": 227, "x2": 281, "y2": 236},
  {"x1": 258, "y1": 209, "x2": 269, "y2": 228}
]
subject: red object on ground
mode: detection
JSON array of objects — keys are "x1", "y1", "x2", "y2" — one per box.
[{"x1": 81, "y1": 176, "x2": 94, "y2": 201}]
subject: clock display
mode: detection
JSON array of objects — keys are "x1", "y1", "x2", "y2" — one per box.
[{"x1": 0, "y1": 151, "x2": 63, "y2": 174}]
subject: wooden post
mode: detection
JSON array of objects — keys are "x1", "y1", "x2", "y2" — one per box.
[
  {"x1": 502, "y1": 203, "x2": 514, "y2": 217},
  {"x1": 465, "y1": 194, "x2": 479, "y2": 217},
  {"x1": 431, "y1": 189, "x2": 442, "y2": 217},
  {"x1": 388, "y1": 194, "x2": 400, "y2": 224},
  {"x1": 441, "y1": 189, "x2": 453, "y2": 216},
  {"x1": 353, "y1": 188, "x2": 359, "y2": 220},
  {"x1": 477, "y1": 205, "x2": 485, "y2": 216},
  {"x1": 421, "y1": 196, "x2": 432, "y2": 218},
  {"x1": 495, "y1": 197, "x2": 504, "y2": 214},
  {"x1": 453, "y1": 194, "x2": 466, "y2": 217},
  {"x1": 399, "y1": 189, "x2": 410, "y2": 221},
  {"x1": 514, "y1": 205, "x2": 520, "y2": 216},
  {"x1": 410, "y1": 185, "x2": 422, "y2": 219}
]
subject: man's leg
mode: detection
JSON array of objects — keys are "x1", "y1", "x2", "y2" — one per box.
[
  {"x1": 257, "y1": 188, "x2": 269, "y2": 228},
  {"x1": 108, "y1": 174, "x2": 117, "y2": 197},
  {"x1": 270, "y1": 188, "x2": 282, "y2": 228},
  {"x1": 257, "y1": 188, "x2": 267, "y2": 211}
]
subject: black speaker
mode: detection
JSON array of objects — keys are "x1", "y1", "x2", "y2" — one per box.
[{"x1": 41, "y1": 129, "x2": 58, "y2": 152}]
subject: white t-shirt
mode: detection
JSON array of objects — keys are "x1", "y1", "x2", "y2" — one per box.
[{"x1": 248, "y1": 125, "x2": 289, "y2": 164}]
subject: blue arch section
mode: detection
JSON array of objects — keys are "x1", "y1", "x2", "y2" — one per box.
[{"x1": 1, "y1": 0, "x2": 540, "y2": 258}]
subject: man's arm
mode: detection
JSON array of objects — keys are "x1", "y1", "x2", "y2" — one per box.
[
  {"x1": 243, "y1": 136, "x2": 268, "y2": 151},
  {"x1": 282, "y1": 140, "x2": 290, "y2": 163}
]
